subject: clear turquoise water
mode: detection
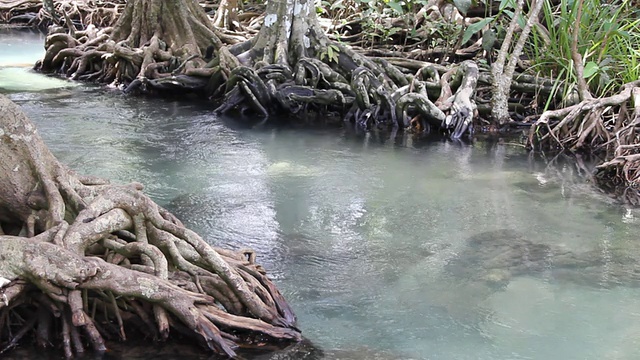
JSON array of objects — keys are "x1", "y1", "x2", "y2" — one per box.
[
  {"x1": 0, "y1": 28, "x2": 44, "y2": 66},
  {"x1": 3, "y1": 29, "x2": 640, "y2": 360}
]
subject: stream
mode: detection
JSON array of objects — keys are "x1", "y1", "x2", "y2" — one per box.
[{"x1": 3, "y1": 28, "x2": 640, "y2": 360}]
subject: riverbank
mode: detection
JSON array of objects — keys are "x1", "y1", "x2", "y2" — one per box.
[{"x1": 5, "y1": 30, "x2": 640, "y2": 358}]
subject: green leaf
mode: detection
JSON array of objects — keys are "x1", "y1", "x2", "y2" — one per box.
[
  {"x1": 597, "y1": 70, "x2": 611, "y2": 90},
  {"x1": 516, "y1": 13, "x2": 526, "y2": 29},
  {"x1": 583, "y1": 61, "x2": 599, "y2": 78},
  {"x1": 599, "y1": 56, "x2": 613, "y2": 67},
  {"x1": 499, "y1": 0, "x2": 515, "y2": 11},
  {"x1": 503, "y1": 9, "x2": 513, "y2": 19},
  {"x1": 481, "y1": 28, "x2": 497, "y2": 53},
  {"x1": 617, "y1": 30, "x2": 630, "y2": 38},
  {"x1": 452, "y1": 0, "x2": 472, "y2": 16},
  {"x1": 462, "y1": 17, "x2": 494, "y2": 45},
  {"x1": 330, "y1": 0, "x2": 344, "y2": 9},
  {"x1": 387, "y1": 0, "x2": 403, "y2": 14}
]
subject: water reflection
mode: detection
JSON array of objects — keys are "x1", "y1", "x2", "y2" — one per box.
[
  {"x1": 0, "y1": 28, "x2": 44, "y2": 66},
  {"x1": 3, "y1": 30, "x2": 640, "y2": 360}
]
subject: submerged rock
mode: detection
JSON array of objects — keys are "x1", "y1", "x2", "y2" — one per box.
[
  {"x1": 445, "y1": 229, "x2": 555, "y2": 285},
  {"x1": 266, "y1": 161, "x2": 318, "y2": 177},
  {"x1": 446, "y1": 229, "x2": 640, "y2": 289},
  {"x1": 0, "y1": 67, "x2": 76, "y2": 92}
]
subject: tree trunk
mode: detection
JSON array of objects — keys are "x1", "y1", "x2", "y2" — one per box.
[
  {"x1": 249, "y1": 0, "x2": 328, "y2": 65},
  {"x1": 0, "y1": 94, "x2": 301, "y2": 358},
  {"x1": 490, "y1": 0, "x2": 543, "y2": 125},
  {"x1": 111, "y1": 0, "x2": 217, "y2": 56},
  {"x1": 37, "y1": 0, "x2": 226, "y2": 84},
  {"x1": 212, "y1": 0, "x2": 241, "y2": 31}
]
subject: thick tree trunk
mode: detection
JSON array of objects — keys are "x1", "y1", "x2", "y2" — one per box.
[
  {"x1": 37, "y1": 0, "x2": 227, "y2": 84},
  {"x1": 111, "y1": 0, "x2": 217, "y2": 55},
  {"x1": 0, "y1": 95, "x2": 68, "y2": 228},
  {"x1": 248, "y1": 0, "x2": 328, "y2": 65},
  {"x1": 0, "y1": 94, "x2": 301, "y2": 358}
]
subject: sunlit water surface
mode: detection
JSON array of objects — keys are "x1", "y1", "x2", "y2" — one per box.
[{"x1": 3, "y1": 29, "x2": 640, "y2": 360}]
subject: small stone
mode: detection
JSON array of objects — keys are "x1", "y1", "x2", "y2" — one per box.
[{"x1": 484, "y1": 269, "x2": 511, "y2": 287}]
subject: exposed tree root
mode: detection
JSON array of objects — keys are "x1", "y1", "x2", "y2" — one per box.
[
  {"x1": 0, "y1": 94, "x2": 301, "y2": 357},
  {"x1": 195, "y1": 0, "x2": 481, "y2": 138},
  {"x1": 24, "y1": 0, "x2": 640, "y2": 201},
  {"x1": 0, "y1": 0, "x2": 123, "y2": 28},
  {"x1": 529, "y1": 81, "x2": 640, "y2": 200},
  {"x1": 34, "y1": 0, "x2": 485, "y2": 139},
  {"x1": 28, "y1": 0, "x2": 578, "y2": 143},
  {"x1": 8, "y1": 0, "x2": 623, "y2": 142}
]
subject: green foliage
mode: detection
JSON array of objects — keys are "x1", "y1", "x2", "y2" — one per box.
[
  {"x1": 527, "y1": 0, "x2": 640, "y2": 99},
  {"x1": 582, "y1": 61, "x2": 599, "y2": 79},
  {"x1": 321, "y1": 0, "x2": 433, "y2": 47},
  {"x1": 463, "y1": 17, "x2": 494, "y2": 44},
  {"x1": 593, "y1": 16, "x2": 640, "y2": 90},
  {"x1": 320, "y1": 44, "x2": 341, "y2": 63},
  {"x1": 461, "y1": 0, "x2": 524, "y2": 47},
  {"x1": 386, "y1": 0, "x2": 404, "y2": 14},
  {"x1": 452, "y1": 0, "x2": 473, "y2": 16},
  {"x1": 481, "y1": 28, "x2": 497, "y2": 53},
  {"x1": 365, "y1": 0, "x2": 428, "y2": 47}
]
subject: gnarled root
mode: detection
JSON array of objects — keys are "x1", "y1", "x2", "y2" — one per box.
[
  {"x1": 0, "y1": 0, "x2": 123, "y2": 28},
  {"x1": 0, "y1": 94, "x2": 301, "y2": 358},
  {"x1": 528, "y1": 81, "x2": 640, "y2": 202},
  {"x1": 215, "y1": 40, "x2": 479, "y2": 138},
  {"x1": 34, "y1": 0, "x2": 480, "y2": 138},
  {"x1": 528, "y1": 81, "x2": 640, "y2": 152}
]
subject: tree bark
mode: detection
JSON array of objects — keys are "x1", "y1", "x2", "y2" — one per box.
[{"x1": 490, "y1": 0, "x2": 543, "y2": 124}]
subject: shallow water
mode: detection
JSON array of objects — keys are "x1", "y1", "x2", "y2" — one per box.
[
  {"x1": 3, "y1": 29, "x2": 640, "y2": 360},
  {"x1": 0, "y1": 28, "x2": 44, "y2": 66}
]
